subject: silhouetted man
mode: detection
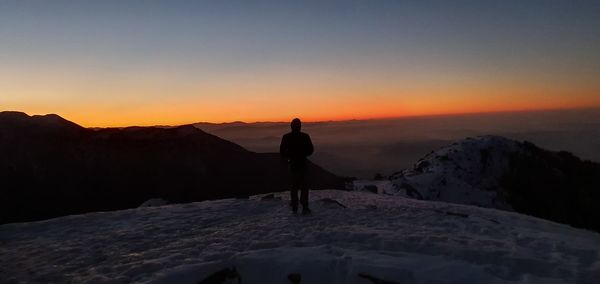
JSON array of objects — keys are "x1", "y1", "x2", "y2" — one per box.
[{"x1": 280, "y1": 118, "x2": 314, "y2": 214}]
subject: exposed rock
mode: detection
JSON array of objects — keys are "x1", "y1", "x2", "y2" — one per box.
[
  {"x1": 358, "y1": 272, "x2": 401, "y2": 284},
  {"x1": 317, "y1": 198, "x2": 347, "y2": 208},
  {"x1": 198, "y1": 267, "x2": 240, "y2": 284},
  {"x1": 287, "y1": 273, "x2": 301, "y2": 284}
]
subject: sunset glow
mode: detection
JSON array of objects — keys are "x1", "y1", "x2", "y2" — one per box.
[{"x1": 1, "y1": 0, "x2": 599, "y2": 127}]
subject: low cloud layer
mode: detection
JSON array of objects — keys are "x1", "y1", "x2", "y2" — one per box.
[{"x1": 196, "y1": 109, "x2": 600, "y2": 178}]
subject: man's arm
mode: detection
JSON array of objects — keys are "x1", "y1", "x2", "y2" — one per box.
[
  {"x1": 305, "y1": 134, "x2": 314, "y2": 157},
  {"x1": 280, "y1": 135, "x2": 289, "y2": 158}
]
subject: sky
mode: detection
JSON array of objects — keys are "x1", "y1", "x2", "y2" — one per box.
[{"x1": 1, "y1": 0, "x2": 600, "y2": 127}]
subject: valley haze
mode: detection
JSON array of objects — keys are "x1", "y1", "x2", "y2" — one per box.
[{"x1": 194, "y1": 108, "x2": 600, "y2": 178}]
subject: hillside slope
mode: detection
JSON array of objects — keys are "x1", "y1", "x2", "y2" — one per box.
[
  {"x1": 0, "y1": 111, "x2": 343, "y2": 224},
  {"x1": 1, "y1": 190, "x2": 599, "y2": 283},
  {"x1": 355, "y1": 136, "x2": 600, "y2": 232}
]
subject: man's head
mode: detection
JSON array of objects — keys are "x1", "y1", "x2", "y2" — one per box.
[{"x1": 291, "y1": 118, "x2": 301, "y2": 132}]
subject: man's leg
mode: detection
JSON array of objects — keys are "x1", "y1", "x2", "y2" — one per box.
[
  {"x1": 299, "y1": 170, "x2": 310, "y2": 214},
  {"x1": 290, "y1": 187, "x2": 298, "y2": 213},
  {"x1": 290, "y1": 172, "x2": 299, "y2": 213},
  {"x1": 300, "y1": 185, "x2": 309, "y2": 212}
]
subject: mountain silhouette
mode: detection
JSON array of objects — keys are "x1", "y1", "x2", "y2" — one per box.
[{"x1": 0, "y1": 112, "x2": 343, "y2": 224}]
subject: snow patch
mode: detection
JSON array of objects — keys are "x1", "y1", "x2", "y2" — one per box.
[
  {"x1": 362, "y1": 136, "x2": 524, "y2": 210},
  {"x1": 1, "y1": 190, "x2": 599, "y2": 283}
]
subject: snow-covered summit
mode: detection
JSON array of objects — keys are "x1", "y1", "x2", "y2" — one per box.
[
  {"x1": 2, "y1": 190, "x2": 599, "y2": 283},
  {"x1": 385, "y1": 135, "x2": 521, "y2": 210},
  {"x1": 355, "y1": 135, "x2": 600, "y2": 235}
]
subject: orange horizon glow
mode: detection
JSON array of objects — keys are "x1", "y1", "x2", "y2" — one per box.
[
  {"x1": 5, "y1": 66, "x2": 600, "y2": 127},
  {"x1": 4, "y1": 80, "x2": 600, "y2": 127},
  {"x1": 6, "y1": 102, "x2": 600, "y2": 128}
]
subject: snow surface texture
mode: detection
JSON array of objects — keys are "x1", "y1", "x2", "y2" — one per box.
[
  {"x1": 2, "y1": 190, "x2": 599, "y2": 283},
  {"x1": 355, "y1": 136, "x2": 523, "y2": 210}
]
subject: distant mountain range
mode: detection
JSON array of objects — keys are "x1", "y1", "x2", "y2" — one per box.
[
  {"x1": 0, "y1": 111, "x2": 343, "y2": 224},
  {"x1": 356, "y1": 136, "x2": 600, "y2": 233}
]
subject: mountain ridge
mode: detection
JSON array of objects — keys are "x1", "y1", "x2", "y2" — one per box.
[
  {"x1": 355, "y1": 135, "x2": 600, "y2": 233},
  {"x1": 0, "y1": 111, "x2": 343, "y2": 224}
]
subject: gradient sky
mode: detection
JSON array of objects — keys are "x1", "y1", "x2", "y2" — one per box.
[{"x1": 1, "y1": 0, "x2": 600, "y2": 126}]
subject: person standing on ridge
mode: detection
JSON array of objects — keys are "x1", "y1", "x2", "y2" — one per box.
[{"x1": 280, "y1": 118, "x2": 314, "y2": 214}]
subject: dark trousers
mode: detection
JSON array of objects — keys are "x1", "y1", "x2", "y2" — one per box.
[{"x1": 290, "y1": 164, "x2": 309, "y2": 209}]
